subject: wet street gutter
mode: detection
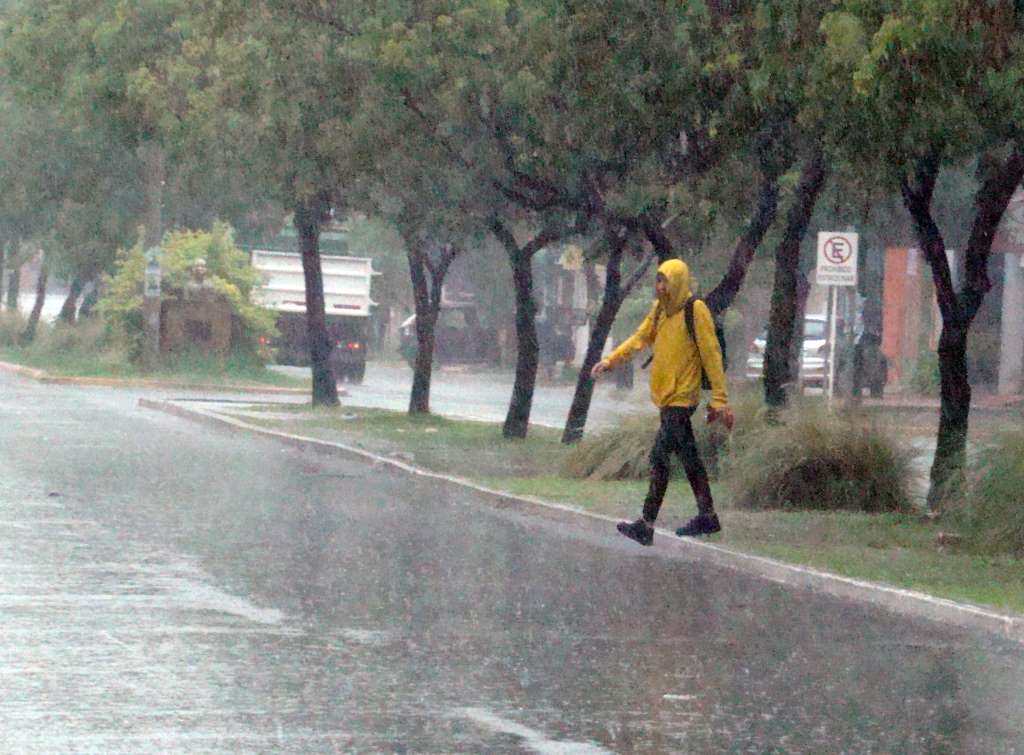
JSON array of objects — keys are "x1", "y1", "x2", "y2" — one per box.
[{"x1": 140, "y1": 396, "x2": 1024, "y2": 646}]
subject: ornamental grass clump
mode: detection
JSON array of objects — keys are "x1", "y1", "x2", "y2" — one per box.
[
  {"x1": 562, "y1": 413, "x2": 657, "y2": 481},
  {"x1": 0, "y1": 311, "x2": 25, "y2": 346},
  {"x1": 955, "y1": 430, "x2": 1024, "y2": 556},
  {"x1": 728, "y1": 406, "x2": 916, "y2": 513},
  {"x1": 561, "y1": 386, "x2": 765, "y2": 481},
  {"x1": 3, "y1": 314, "x2": 134, "y2": 374}
]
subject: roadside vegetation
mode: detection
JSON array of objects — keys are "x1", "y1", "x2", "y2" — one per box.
[
  {"x1": 0, "y1": 311, "x2": 302, "y2": 388},
  {"x1": 100, "y1": 224, "x2": 275, "y2": 360},
  {"x1": 562, "y1": 386, "x2": 767, "y2": 481},
  {"x1": 226, "y1": 400, "x2": 1024, "y2": 615},
  {"x1": 953, "y1": 430, "x2": 1024, "y2": 557},
  {"x1": 727, "y1": 405, "x2": 916, "y2": 514}
]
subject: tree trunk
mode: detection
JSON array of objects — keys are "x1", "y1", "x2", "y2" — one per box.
[
  {"x1": 58, "y1": 277, "x2": 84, "y2": 324},
  {"x1": 20, "y1": 257, "x2": 48, "y2": 345},
  {"x1": 705, "y1": 170, "x2": 780, "y2": 314},
  {"x1": 901, "y1": 147, "x2": 1024, "y2": 506},
  {"x1": 6, "y1": 239, "x2": 21, "y2": 312},
  {"x1": 930, "y1": 322, "x2": 971, "y2": 500},
  {"x1": 138, "y1": 139, "x2": 165, "y2": 371},
  {"x1": 852, "y1": 240, "x2": 885, "y2": 403},
  {"x1": 789, "y1": 272, "x2": 810, "y2": 386},
  {"x1": 138, "y1": 140, "x2": 165, "y2": 249},
  {"x1": 504, "y1": 249, "x2": 539, "y2": 439},
  {"x1": 399, "y1": 229, "x2": 458, "y2": 415},
  {"x1": 763, "y1": 149, "x2": 828, "y2": 408},
  {"x1": 562, "y1": 237, "x2": 624, "y2": 443},
  {"x1": 0, "y1": 238, "x2": 6, "y2": 309},
  {"x1": 561, "y1": 235, "x2": 654, "y2": 443},
  {"x1": 406, "y1": 246, "x2": 438, "y2": 415},
  {"x1": 490, "y1": 219, "x2": 566, "y2": 439},
  {"x1": 294, "y1": 195, "x2": 339, "y2": 407},
  {"x1": 78, "y1": 280, "x2": 100, "y2": 319}
]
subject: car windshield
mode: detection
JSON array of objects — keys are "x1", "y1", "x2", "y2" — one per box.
[
  {"x1": 755, "y1": 318, "x2": 828, "y2": 343},
  {"x1": 804, "y1": 319, "x2": 827, "y2": 339}
]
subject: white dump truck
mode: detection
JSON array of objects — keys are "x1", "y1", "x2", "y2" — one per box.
[{"x1": 251, "y1": 249, "x2": 378, "y2": 383}]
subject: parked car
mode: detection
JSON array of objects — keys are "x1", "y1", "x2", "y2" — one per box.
[
  {"x1": 745, "y1": 314, "x2": 887, "y2": 395},
  {"x1": 746, "y1": 315, "x2": 828, "y2": 386},
  {"x1": 399, "y1": 304, "x2": 499, "y2": 366}
]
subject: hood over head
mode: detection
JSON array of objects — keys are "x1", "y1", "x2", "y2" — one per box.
[{"x1": 656, "y1": 258, "x2": 691, "y2": 315}]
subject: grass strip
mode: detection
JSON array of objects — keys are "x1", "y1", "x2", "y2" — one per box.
[{"x1": 0, "y1": 347, "x2": 306, "y2": 388}]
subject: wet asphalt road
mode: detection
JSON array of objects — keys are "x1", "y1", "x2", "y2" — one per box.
[
  {"x1": 271, "y1": 363, "x2": 650, "y2": 430},
  {"x1": 3, "y1": 373, "x2": 1024, "y2": 753}
]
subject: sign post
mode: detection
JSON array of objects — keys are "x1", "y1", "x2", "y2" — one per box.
[
  {"x1": 142, "y1": 246, "x2": 162, "y2": 371},
  {"x1": 816, "y1": 232, "x2": 858, "y2": 403}
]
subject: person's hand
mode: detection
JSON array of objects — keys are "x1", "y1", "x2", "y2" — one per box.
[
  {"x1": 590, "y1": 359, "x2": 610, "y2": 380},
  {"x1": 706, "y1": 405, "x2": 735, "y2": 431}
]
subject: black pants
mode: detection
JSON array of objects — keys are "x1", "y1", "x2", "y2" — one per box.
[{"x1": 642, "y1": 406, "x2": 714, "y2": 523}]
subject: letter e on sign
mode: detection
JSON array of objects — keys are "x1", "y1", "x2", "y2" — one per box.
[{"x1": 816, "y1": 232, "x2": 858, "y2": 287}]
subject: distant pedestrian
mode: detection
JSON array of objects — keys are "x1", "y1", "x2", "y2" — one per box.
[{"x1": 591, "y1": 259, "x2": 733, "y2": 545}]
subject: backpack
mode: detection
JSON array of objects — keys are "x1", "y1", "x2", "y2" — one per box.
[
  {"x1": 683, "y1": 296, "x2": 728, "y2": 390},
  {"x1": 639, "y1": 298, "x2": 728, "y2": 383}
]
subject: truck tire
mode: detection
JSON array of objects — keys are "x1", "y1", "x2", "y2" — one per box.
[
  {"x1": 330, "y1": 360, "x2": 346, "y2": 383},
  {"x1": 348, "y1": 362, "x2": 366, "y2": 385}
]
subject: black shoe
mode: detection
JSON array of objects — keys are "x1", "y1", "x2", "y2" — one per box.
[
  {"x1": 675, "y1": 513, "x2": 721, "y2": 537},
  {"x1": 617, "y1": 518, "x2": 654, "y2": 546}
]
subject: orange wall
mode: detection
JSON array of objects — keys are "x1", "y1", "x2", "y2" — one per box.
[{"x1": 881, "y1": 247, "x2": 925, "y2": 385}]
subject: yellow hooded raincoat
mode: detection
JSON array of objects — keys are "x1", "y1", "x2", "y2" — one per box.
[{"x1": 605, "y1": 259, "x2": 728, "y2": 410}]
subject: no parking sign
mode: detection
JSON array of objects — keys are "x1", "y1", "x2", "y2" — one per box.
[
  {"x1": 816, "y1": 231, "x2": 858, "y2": 402},
  {"x1": 816, "y1": 232, "x2": 858, "y2": 286}
]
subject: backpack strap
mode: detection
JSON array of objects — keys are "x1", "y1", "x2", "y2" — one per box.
[
  {"x1": 683, "y1": 295, "x2": 703, "y2": 366},
  {"x1": 640, "y1": 302, "x2": 663, "y2": 369}
]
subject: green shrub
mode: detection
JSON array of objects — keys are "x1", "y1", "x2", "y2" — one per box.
[
  {"x1": 727, "y1": 405, "x2": 916, "y2": 513},
  {"x1": 909, "y1": 348, "x2": 940, "y2": 396},
  {"x1": 955, "y1": 430, "x2": 1024, "y2": 556},
  {"x1": 98, "y1": 223, "x2": 276, "y2": 360}
]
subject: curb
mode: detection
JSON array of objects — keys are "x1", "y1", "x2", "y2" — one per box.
[
  {"x1": 139, "y1": 397, "x2": 1024, "y2": 645},
  {"x1": 0, "y1": 361, "x2": 47, "y2": 380},
  {"x1": 0, "y1": 360, "x2": 312, "y2": 395}
]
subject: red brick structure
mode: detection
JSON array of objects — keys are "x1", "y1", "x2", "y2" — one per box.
[{"x1": 881, "y1": 247, "x2": 928, "y2": 387}]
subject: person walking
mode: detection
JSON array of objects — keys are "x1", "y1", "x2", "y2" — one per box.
[{"x1": 591, "y1": 258, "x2": 733, "y2": 545}]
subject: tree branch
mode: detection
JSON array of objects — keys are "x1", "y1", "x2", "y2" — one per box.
[
  {"x1": 900, "y1": 146, "x2": 959, "y2": 323},
  {"x1": 621, "y1": 248, "x2": 657, "y2": 297},
  {"x1": 640, "y1": 212, "x2": 673, "y2": 262},
  {"x1": 962, "y1": 146, "x2": 1024, "y2": 318},
  {"x1": 274, "y1": 1, "x2": 355, "y2": 37},
  {"x1": 704, "y1": 159, "x2": 786, "y2": 314},
  {"x1": 400, "y1": 87, "x2": 474, "y2": 171}
]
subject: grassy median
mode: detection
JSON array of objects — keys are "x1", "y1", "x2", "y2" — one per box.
[
  {"x1": 0, "y1": 345, "x2": 306, "y2": 387},
  {"x1": 0, "y1": 313, "x2": 306, "y2": 389},
  {"x1": 226, "y1": 402, "x2": 1024, "y2": 616}
]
